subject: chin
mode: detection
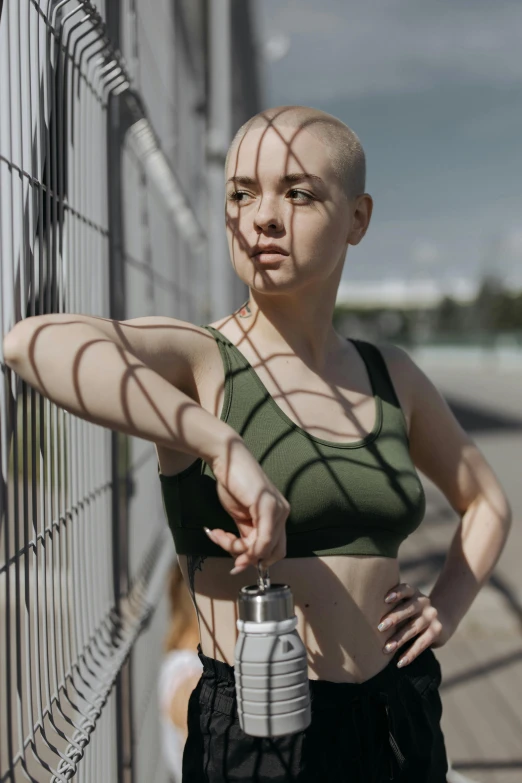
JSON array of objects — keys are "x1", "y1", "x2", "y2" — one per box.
[
  {"x1": 232, "y1": 256, "x2": 321, "y2": 294},
  {"x1": 249, "y1": 274, "x2": 311, "y2": 296}
]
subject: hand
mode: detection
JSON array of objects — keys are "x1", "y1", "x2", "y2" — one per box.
[
  {"x1": 378, "y1": 582, "x2": 454, "y2": 667},
  {"x1": 204, "y1": 437, "x2": 289, "y2": 575}
]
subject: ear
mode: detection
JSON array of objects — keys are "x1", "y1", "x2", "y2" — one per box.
[{"x1": 347, "y1": 194, "x2": 373, "y2": 246}]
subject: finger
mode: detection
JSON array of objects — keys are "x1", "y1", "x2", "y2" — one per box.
[
  {"x1": 232, "y1": 548, "x2": 257, "y2": 569},
  {"x1": 231, "y1": 536, "x2": 265, "y2": 570},
  {"x1": 230, "y1": 549, "x2": 258, "y2": 573},
  {"x1": 266, "y1": 517, "x2": 287, "y2": 566},
  {"x1": 230, "y1": 558, "x2": 251, "y2": 575},
  {"x1": 231, "y1": 521, "x2": 287, "y2": 574},
  {"x1": 205, "y1": 528, "x2": 247, "y2": 555},
  {"x1": 251, "y1": 521, "x2": 277, "y2": 561},
  {"x1": 253, "y1": 508, "x2": 285, "y2": 564},
  {"x1": 253, "y1": 528, "x2": 283, "y2": 565},
  {"x1": 384, "y1": 583, "x2": 417, "y2": 603},
  {"x1": 233, "y1": 491, "x2": 288, "y2": 568},
  {"x1": 395, "y1": 628, "x2": 439, "y2": 668},
  {"x1": 378, "y1": 597, "x2": 421, "y2": 631},
  {"x1": 251, "y1": 491, "x2": 289, "y2": 559},
  {"x1": 235, "y1": 530, "x2": 279, "y2": 571},
  {"x1": 268, "y1": 524, "x2": 288, "y2": 568},
  {"x1": 382, "y1": 616, "x2": 430, "y2": 654},
  {"x1": 228, "y1": 533, "x2": 258, "y2": 563}
]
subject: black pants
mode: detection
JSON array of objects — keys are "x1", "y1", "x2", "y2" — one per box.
[{"x1": 183, "y1": 643, "x2": 449, "y2": 782}]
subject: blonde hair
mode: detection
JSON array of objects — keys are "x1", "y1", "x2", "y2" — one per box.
[{"x1": 226, "y1": 105, "x2": 366, "y2": 200}]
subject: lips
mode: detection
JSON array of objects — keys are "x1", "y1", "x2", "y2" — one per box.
[{"x1": 250, "y1": 245, "x2": 289, "y2": 258}]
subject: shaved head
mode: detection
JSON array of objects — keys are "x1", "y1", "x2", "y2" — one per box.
[{"x1": 226, "y1": 105, "x2": 366, "y2": 200}]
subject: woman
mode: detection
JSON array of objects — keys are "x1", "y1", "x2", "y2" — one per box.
[
  {"x1": 158, "y1": 565, "x2": 202, "y2": 782},
  {"x1": 3, "y1": 105, "x2": 512, "y2": 782}
]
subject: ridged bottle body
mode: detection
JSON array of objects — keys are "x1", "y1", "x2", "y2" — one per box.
[{"x1": 234, "y1": 585, "x2": 311, "y2": 737}]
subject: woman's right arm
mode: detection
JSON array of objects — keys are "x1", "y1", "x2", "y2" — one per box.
[
  {"x1": 2, "y1": 314, "x2": 288, "y2": 571},
  {"x1": 3, "y1": 314, "x2": 232, "y2": 462}
]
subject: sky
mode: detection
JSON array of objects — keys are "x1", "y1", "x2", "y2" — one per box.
[{"x1": 253, "y1": 0, "x2": 522, "y2": 289}]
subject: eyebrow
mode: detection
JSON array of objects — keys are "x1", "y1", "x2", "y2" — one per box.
[{"x1": 226, "y1": 172, "x2": 326, "y2": 188}]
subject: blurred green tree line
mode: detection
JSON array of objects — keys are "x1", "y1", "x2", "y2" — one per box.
[{"x1": 334, "y1": 275, "x2": 522, "y2": 347}]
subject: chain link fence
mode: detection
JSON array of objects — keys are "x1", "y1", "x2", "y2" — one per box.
[{"x1": 0, "y1": 1, "x2": 260, "y2": 780}]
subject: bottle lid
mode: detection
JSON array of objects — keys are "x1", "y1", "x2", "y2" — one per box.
[{"x1": 237, "y1": 583, "x2": 294, "y2": 623}]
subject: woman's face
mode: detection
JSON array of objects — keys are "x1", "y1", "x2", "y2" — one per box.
[{"x1": 225, "y1": 123, "x2": 367, "y2": 294}]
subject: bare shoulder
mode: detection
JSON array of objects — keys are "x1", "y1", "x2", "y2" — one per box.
[
  {"x1": 135, "y1": 316, "x2": 227, "y2": 474},
  {"x1": 374, "y1": 341, "x2": 457, "y2": 438},
  {"x1": 375, "y1": 341, "x2": 502, "y2": 516},
  {"x1": 116, "y1": 315, "x2": 218, "y2": 400},
  {"x1": 371, "y1": 341, "x2": 419, "y2": 435},
  {"x1": 375, "y1": 340, "x2": 451, "y2": 414}
]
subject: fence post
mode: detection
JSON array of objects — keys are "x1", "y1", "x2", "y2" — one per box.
[
  {"x1": 105, "y1": 3, "x2": 134, "y2": 781},
  {"x1": 207, "y1": 0, "x2": 235, "y2": 320}
]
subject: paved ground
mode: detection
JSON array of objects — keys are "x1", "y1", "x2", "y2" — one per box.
[{"x1": 399, "y1": 353, "x2": 522, "y2": 783}]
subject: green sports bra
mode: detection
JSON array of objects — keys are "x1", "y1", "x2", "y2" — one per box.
[{"x1": 158, "y1": 325, "x2": 426, "y2": 558}]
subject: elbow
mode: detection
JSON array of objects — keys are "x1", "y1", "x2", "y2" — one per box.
[
  {"x1": 498, "y1": 496, "x2": 513, "y2": 555},
  {"x1": 2, "y1": 317, "x2": 40, "y2": 368},
  {"x1": 493, "y1": 481, "x2": 513, "y2": 530},
  {"x1": 487, "y1": 488, "x2": 513, "y2": 531},
  {"x1": 3, "y1": 327, "x2": 24, "y2": 367},
  {"x1": 463, "y1": 486, "x2": 513, "y2": 531},
  {"x1": 503, "y1": 496, "x2": 513, "y2": 530}
]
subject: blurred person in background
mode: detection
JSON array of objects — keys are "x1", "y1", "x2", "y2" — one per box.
[
  {"x1": 3, "y1": 105, "x2": 512, "y2": 782},
  {"x1": 158, "y1": 564, "x2": 202, "y2": 783}
]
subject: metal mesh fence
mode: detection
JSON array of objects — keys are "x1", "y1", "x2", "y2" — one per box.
[
  {"x1": 1, "y1": 0, "x2": 258, "y2": 780},
  {"x1": 0, "y1": 2, "x2": 125, "y2": 780}
]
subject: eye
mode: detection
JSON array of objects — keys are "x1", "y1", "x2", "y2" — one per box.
[
  {"x1": 227, "y1": 190, "x2": 252, "y2": 203},
  {"x1": 288, "y1": 189, "x2": 313, "y2": 203}
]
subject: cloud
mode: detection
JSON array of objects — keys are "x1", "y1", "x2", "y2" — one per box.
[
  {"x1": 256, "y1": 0, "x2": 522, "y2": 101},
  {"x1": 263, "y1": 33, "x2": 292, "y2": 63},
  {"x1": 410, "y1": 241, "x2": 440, "y2": 269},
  {"x1": 501, "y1": 229, "x2": 522, "y2": 256}
]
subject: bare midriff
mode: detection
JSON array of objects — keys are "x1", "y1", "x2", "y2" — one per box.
[{"x1": 177, "y1": 553, "x2": 402, "y2": 684}]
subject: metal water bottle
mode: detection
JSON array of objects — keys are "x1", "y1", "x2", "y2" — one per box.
[{"x1": 234, "y1": 565, "x2": 311, "y2": 737}]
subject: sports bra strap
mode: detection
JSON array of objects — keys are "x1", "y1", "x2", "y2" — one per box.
[{"x1": 349, "y1": 339, "x2": 403, "y2": 412}]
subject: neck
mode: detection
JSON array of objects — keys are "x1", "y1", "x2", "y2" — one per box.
[{"x1": 241, "y1": 266, "x2": 346, "y2": 371}]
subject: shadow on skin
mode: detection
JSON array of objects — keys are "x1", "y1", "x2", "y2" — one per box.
[{"x1": 180, "y1": 553, "x2": 402, "y2": 682}]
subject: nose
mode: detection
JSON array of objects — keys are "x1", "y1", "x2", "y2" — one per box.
[{"x1": 254, "y1": 195, "x2": 284, "y2": 233}]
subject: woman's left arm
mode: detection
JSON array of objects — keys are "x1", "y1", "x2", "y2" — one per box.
[{"x1": 378, "y1": 346, "x2": 512, "y2": 664}]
